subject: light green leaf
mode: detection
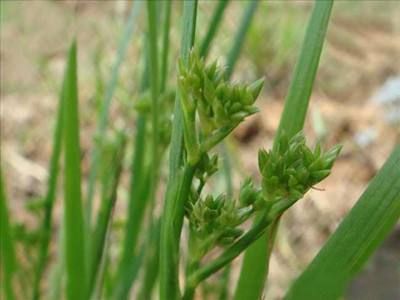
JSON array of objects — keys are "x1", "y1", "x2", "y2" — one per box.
[{"x1": 285, "y1": 145, "x2": 400, "y2": 300}]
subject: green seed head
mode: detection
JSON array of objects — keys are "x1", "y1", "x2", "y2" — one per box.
[{"x1": 259, "y1": 132, "x2": 341, "y2": 203}]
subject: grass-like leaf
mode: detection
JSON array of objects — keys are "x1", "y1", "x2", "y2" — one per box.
[
  {"x1": 235, "y1": 1, "x2": 334, "y2": 299},
  {"x1": 88, "y1": 132, "x2": 126, "y2": 297},
  {"x1": 113, "y1": 46, "x2": 150, "y2": 300},
  {"x1": 86, "y1": 0, "x2": 142, "y2": 223},
  {"x1": 32, "y1": 56, "x2": 65, "y2": 300},
  {"x1": 62, "y1": 41, "x2": 87, "y2": 300},
  {"x1": 285, "y1": 145, "x2": 400, "y2": 300},
  {"x1": 0, "y1": 167, "x2": 17, "y2": 300},
  {"x1": 160, "y1": 0, "x2": 172, "y2": 93}
]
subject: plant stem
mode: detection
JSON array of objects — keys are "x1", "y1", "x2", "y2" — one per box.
[
  {"x1": 166, "y1": 0, "x2": 198, "y2": 177},
  {"x1": 160, "y1": 1, "x2": 198, "y2": 299},
  {"x1": 235, "y1": 1, "x2": 334, "y2": 298},
  {"x1": 160, "y1": 164, "x2": 196, "y2": 300},
  {"x1": 160, "y1": 0, "x2": 172, "y2": 93}
]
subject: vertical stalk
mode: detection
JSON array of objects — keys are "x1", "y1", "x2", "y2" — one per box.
[
  {"x1": 160, "y1": 0, "x2": 172, "y2": 93},
  {"x1": 160, "y1": 1, "x2": 198, "y2": 299},
  {"x1": 234, "y1": 1, "x2": 334, "y2": 299}
]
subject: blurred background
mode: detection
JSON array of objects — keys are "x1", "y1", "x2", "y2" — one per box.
[{"x1": 1, "y1": 1, "x2": 399, "y2": 299}]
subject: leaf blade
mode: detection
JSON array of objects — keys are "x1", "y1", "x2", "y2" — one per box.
[
  {"x1": 62, "y1": 41, "x2": 87, "y2": 300},
  {"x1": 236, "y1": 1, "x2": 334, "y2": 299},
  {"x1": 285, "y1": 145, "x2": 400, "y2": 300}
]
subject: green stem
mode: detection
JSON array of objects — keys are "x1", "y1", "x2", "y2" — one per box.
[
  {"x1": 166, "y1": 0, "x2": 198, "y2": 177},
  {"x1": 160, "y1": 1, "x2": 198, "y2": 299},
  {"x1": 185, "y1": 210, "x2": 271, "y2": 296},
  {"x1": 160, "y1": 0, "x2": 172, "y2": 93},
  {"x1": 160, "y1": 164, "x2": 196, "y2": 300},
  {"x1": 235, "y1": 1, "x2": 334, "y2": 298}
]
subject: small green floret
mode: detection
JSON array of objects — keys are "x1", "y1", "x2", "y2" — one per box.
[{"x1": 258, "y1": 132, "x2": 342, "y2": 203}]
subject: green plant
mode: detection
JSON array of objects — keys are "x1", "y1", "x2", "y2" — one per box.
[{"x1": 1, "y1": 1, "x2": 399, "y2": 300}]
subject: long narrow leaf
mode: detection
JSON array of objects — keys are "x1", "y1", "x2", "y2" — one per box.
[
  {"x1": 86, "y1": 0, "x2": 142, "y2": 223},
  {"x1": 285, "y1": 145, "x2": 400, "y2": 300},
  {"x1": 236, "y1": 1, "x2": 334, "y2": 299},
  {"x1": 160, "y1": 0, "x2": 172, "y2": 93},
  {"x1": 0, "y1": 167, "x2": 16, "y2": 300},
  {"x1": 113, "y1": 45, "x2": 150, "y2": 299},
  {"x1": 32, "y1": 59, "x2": 65, "y2": 300},
  {"x1": 138, "y1": 0, "x2": 173, "y2": 296},
  {"x1": 88, "y1": 133, "x2": 126, "y2": 297},
  {"x1": 62, "y1": 41, "x2": 87, "y2": 300}
]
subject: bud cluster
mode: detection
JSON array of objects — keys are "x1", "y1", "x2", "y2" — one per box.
[
  {"x1": 187, "y1": 178, "x2": 262, "y2": 254},
  {"x1": 178, "y1": 50, "x2": 264, "y2": 164},
  {"x1": 258, "y1": 132, "x2": 342, "y2": 203}
]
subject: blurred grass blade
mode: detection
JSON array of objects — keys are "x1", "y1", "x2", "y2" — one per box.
[
  {"x1": 48, "y1": 221, "x2": 65, "y2": 300},
  {"x1": 32, "y1": 59, "x2": 65, "y2": 300},
  {"x1": 88, "y1": 133, "x2": 126, "y2": 297},
  {"x1": 114, "y1": 45, "x2": 150, "y2": 298},
  {"x1": 160, "y1": 0, "x2": 172, "y2": 93},
  {"x1": 86, "y1": 0, "x2": 142, "y2": 223},
  {"x1": 138, "y1": 219, "x2": 161, "y2": 300},
  {"x1": 62, "y1": 41, "x2": 87, "y2": 300},
  {"x1": 235, "y1": 1, "x2": 334, "y2": 299},
  {"x1": 285, "y1": 145, "x2": 400, "y2": 300},
  {"x1": 199, "y1": 0, "x2": 230, "y2": 58},
  {"x1": 0, "y1": 167, "x2": 17, "y2": 300},
  {"x1": 225, "y1": 0, "x2": 259, "y2": 79},
  {"x1": 113, "y1": 246, "x2": 145, "y2": 300}
]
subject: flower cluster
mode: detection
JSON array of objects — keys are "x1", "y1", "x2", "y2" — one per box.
[
  {"x1": 258, "y1": 132, "x2": 342, "y2": 204},
  {"x1": 187, "y1": 178, "x2": 262, "y2": 253},
  {"x1": 178, "y1": 50, "x2": 264, "y2": 164},
  {"x1": 189, "y1": 194, "x2": 247, "y2": 247}
]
